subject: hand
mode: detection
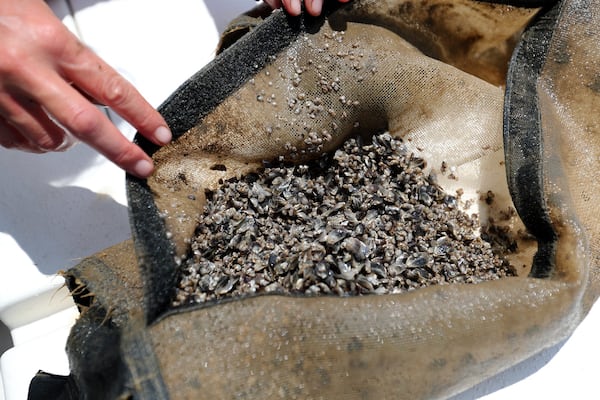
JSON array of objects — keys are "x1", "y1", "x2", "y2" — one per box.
[
  {"x1": 0, "y1": 0, "x2": 172, "y2": 178},
  {"x1": 263, "y1": 0, "x2": 351, "y2": 16}
]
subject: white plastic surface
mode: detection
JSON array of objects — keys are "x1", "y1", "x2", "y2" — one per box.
[
  {"x1": 1, "y1": 1, "x2": 599, "y2": 399},
  {"x1": 1, "y1": 308, "x2": 79, "y2": 400}
]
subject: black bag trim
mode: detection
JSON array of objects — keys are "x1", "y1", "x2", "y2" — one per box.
[{"x1": 503, "y1": 1, "x2": 563, "y2": 278}]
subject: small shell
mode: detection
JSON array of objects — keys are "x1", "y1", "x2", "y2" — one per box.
[
  {"x1": 343, "y1": 237, "x2": 369, "y2": 261},
  {"x1": 215, "y1": 276, "x2": 238, "y2": 295},
  {"x1": 406, "y1": 253, "x2": 431, "y2": 269}
]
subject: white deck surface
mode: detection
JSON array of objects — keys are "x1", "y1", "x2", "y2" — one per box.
[{"x1": 1, "y1": 1, "x2": 598, "y2": 399}]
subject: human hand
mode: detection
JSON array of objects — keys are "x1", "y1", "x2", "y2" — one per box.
[
  {"x1": 263, "y1": 0, "x2": 351, "y2": 16},
  {"x1": 0, "y1": 0, "x2": 171, "y2": 178}
]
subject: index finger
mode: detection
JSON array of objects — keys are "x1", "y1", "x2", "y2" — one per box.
[
  {"x1": 60, "y1": 43, "x2": 172, "y2": 147},
  {"x1": 30, "y1": 73, "x2": 156, "y2": 177}
]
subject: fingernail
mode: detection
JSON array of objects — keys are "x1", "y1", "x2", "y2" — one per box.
[
  {"x1": 133, "y1": 159, "x2": 154, "y2": 178},
  {"x1": 312, "y1": 0, "x2": 324, "y2": 15},
  {"x1": 154, "y1": 126, "x2": 172, "y2": 145},
  {"x1": 285, "y1": 0, "x2": 301, "y2": 15}
]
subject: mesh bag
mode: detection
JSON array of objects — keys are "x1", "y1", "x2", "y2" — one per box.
[{"x1": 29, "y1": 1, "x2": 599, "y2": 399}]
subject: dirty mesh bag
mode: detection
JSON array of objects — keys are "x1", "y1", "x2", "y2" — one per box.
[{"x1": 28, "y1": 1, "x2": 600, "y2": 399}]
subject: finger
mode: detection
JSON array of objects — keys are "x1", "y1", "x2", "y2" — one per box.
[
  {"x1": 282, "y1": 0, "x2": 302, "y2": 15},
  {"x1": 26, "y1": 72, "x2": 155, "y2": 177},
  {"x1": 0, "y1": 117, "x2": 45, "y2": 153},
  {"x1": 0, "y1": 92, "x2": 66, "y2": 151},
  {"x1": 72, "y1": 83, "x2": 106, "y2": 106},
  {"x1": 305, "y1": 0, "x2": 324, "y2": 16},
  {"x1": 307, "y1": 0, "x2": 351, "y2": 15},
  {"x1": 60, "y1": 43, "x2": 172, "y2": 147}
]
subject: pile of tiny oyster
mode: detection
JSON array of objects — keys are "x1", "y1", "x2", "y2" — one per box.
[{"x1": 173, "y1": 132, "x2": 515, "y2": 306}]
